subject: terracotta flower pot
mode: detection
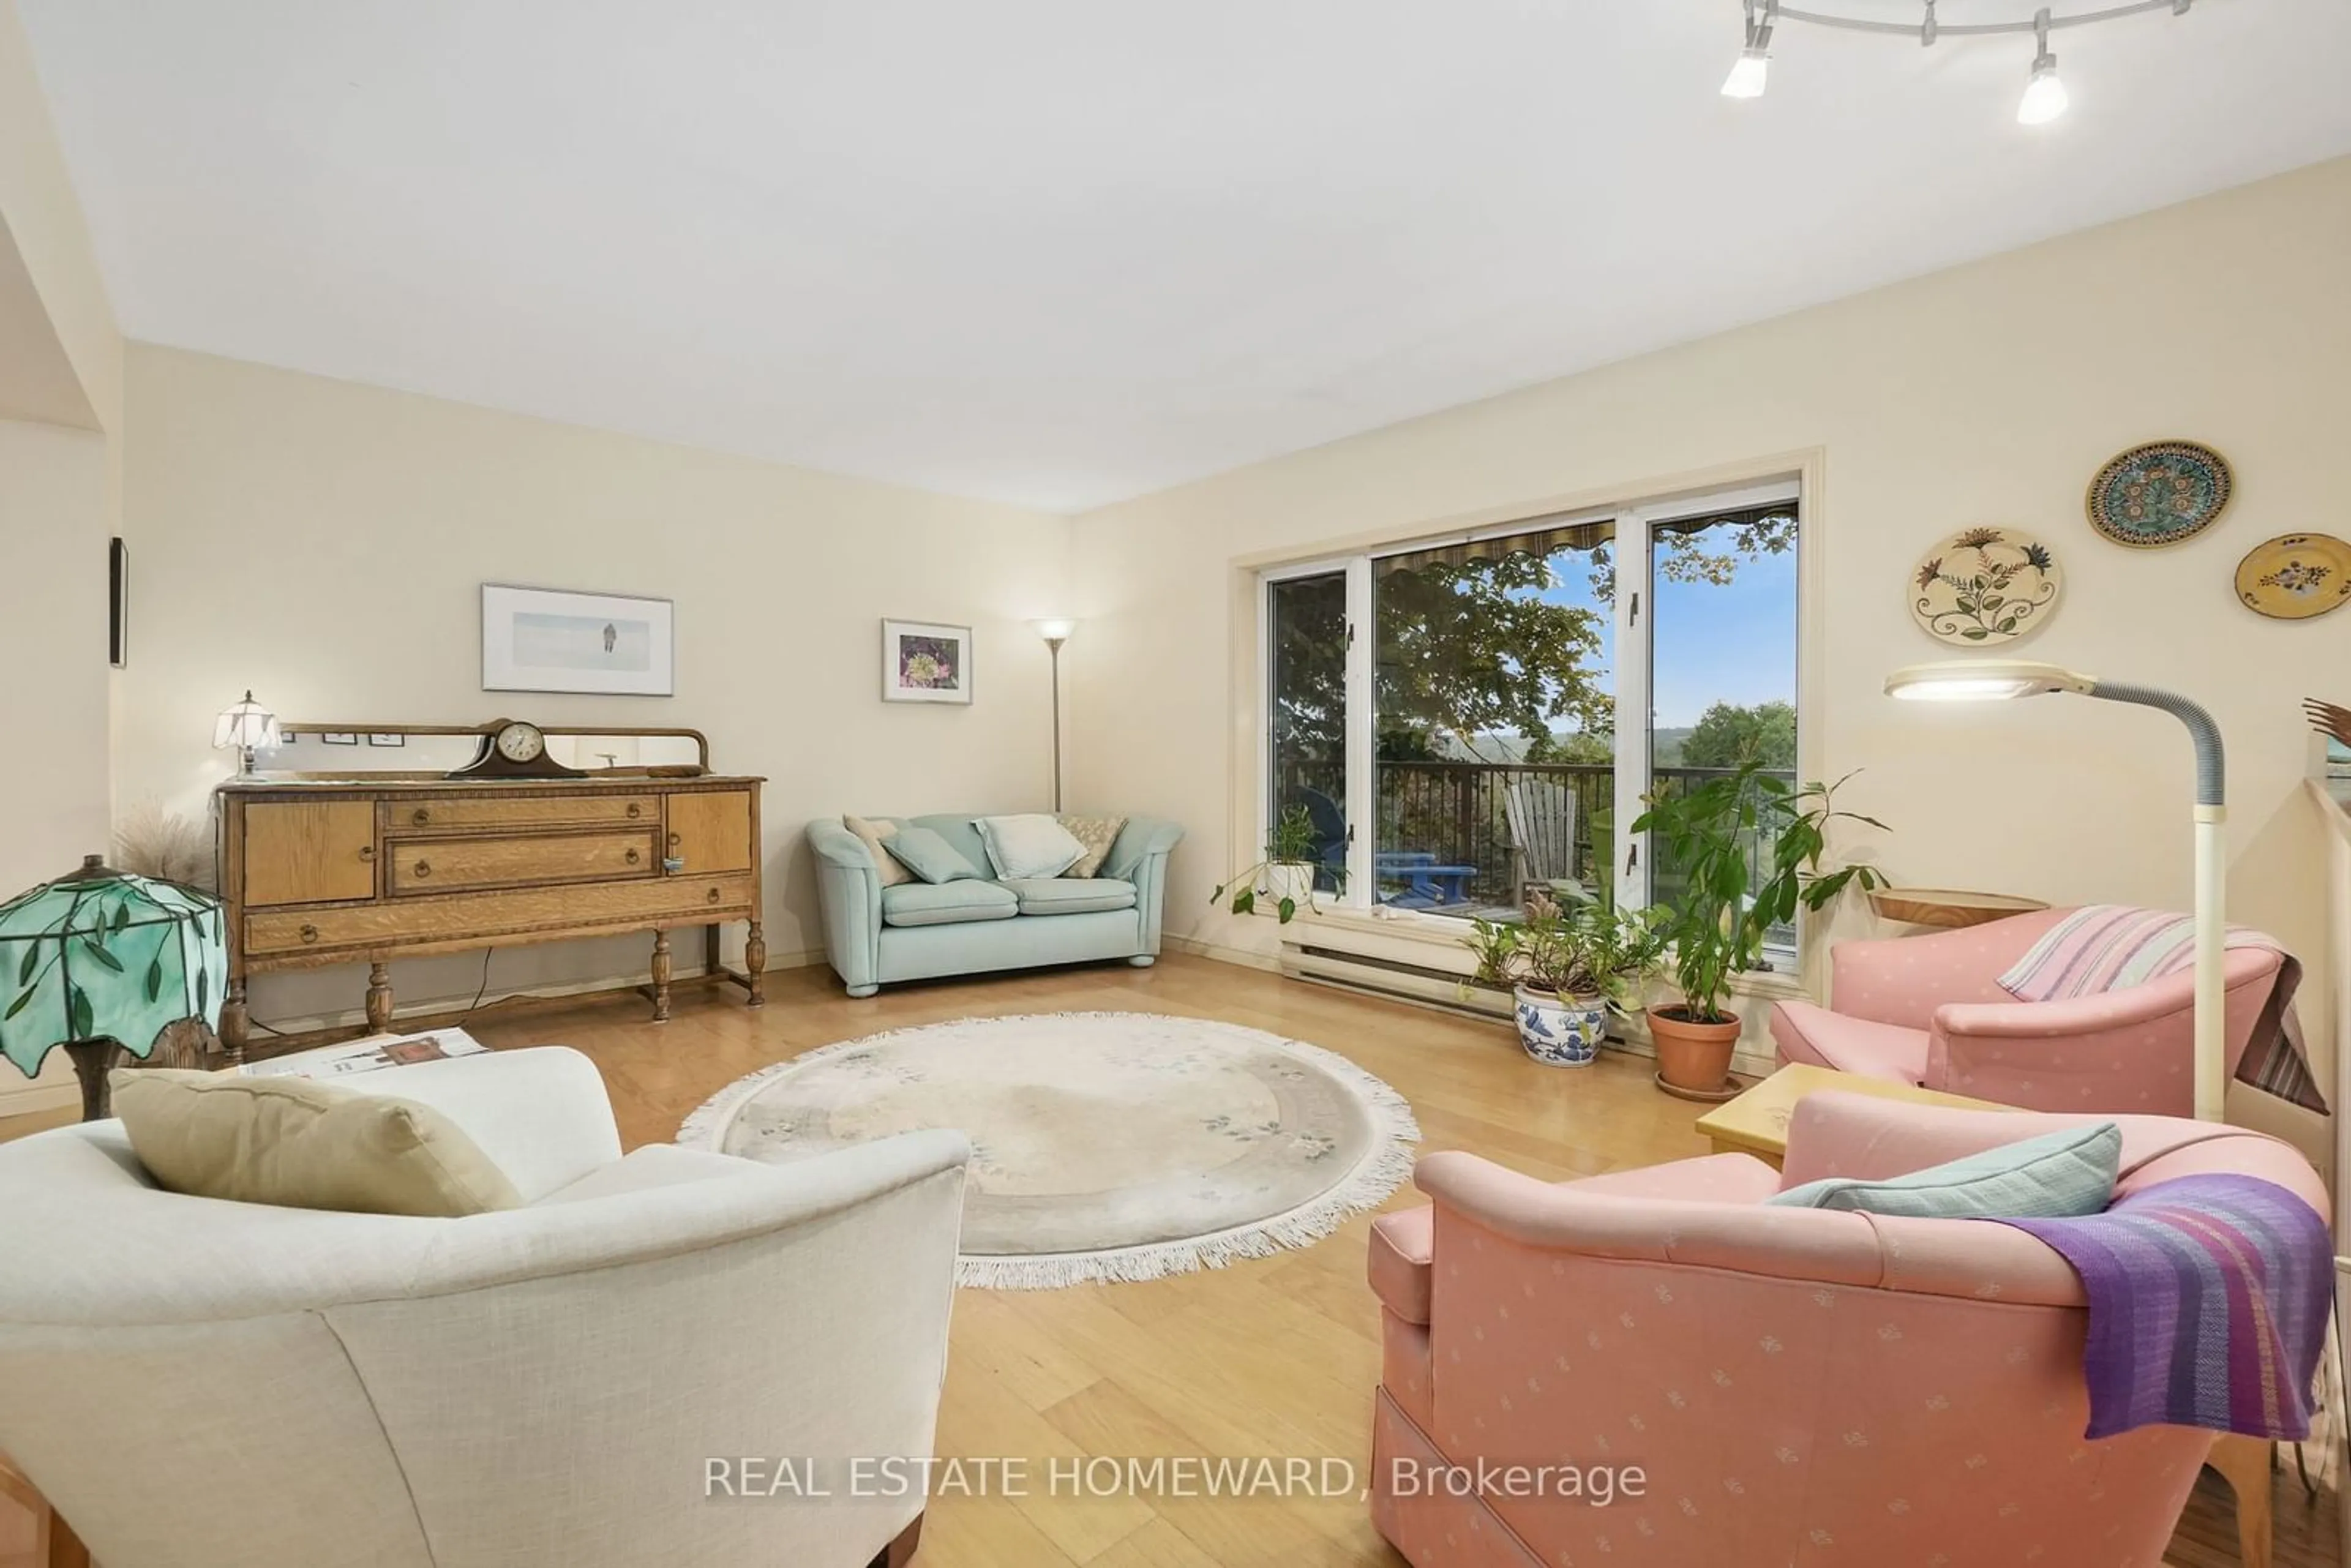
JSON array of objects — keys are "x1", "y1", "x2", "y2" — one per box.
[{"x1": 1646, "y1": 1005, "x2": 1742, "y2": 1097}]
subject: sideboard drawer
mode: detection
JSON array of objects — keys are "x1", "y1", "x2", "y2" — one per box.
[
  {"x1": 383, "y1": 794, "x2": 662, "y2": 835},
  {"x1": 389, "y1": 831, "x2": 661, "y2": 895},
  {"x1": 246, "y1": 873, "x2": 756, "y2": 956}
]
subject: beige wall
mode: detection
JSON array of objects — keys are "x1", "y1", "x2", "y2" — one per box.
[
  {"x1": 0, "y1": 420, "x2": 110, "y2": 1106},
  {"x1": 1068, "y1": 156, "x2": 2351, "y2": 1137},
  {"x1": 117, "y1": 345, "x2": 1071, "y2": 1026},
  {"x1": 0, "y1": 0, "x2": 119, "y2": 1110},
  {"x1": 0, "y1": 0, "x2": 118, "y2": 433}
]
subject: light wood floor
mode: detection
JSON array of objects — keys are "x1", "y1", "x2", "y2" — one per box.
[{"x1": 1, "y1": 953, "x2": 2338, "y2": 1566}]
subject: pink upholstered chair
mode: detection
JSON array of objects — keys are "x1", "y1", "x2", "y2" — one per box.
[
  {"x1": 1770, "y1": 907, "x2": 2284, "y2": 1117},
  {"x1": 1365, "y1": 1093, "x2": 2325, "y2": 1567}
]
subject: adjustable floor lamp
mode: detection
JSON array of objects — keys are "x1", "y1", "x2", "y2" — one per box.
[
  {"x1": 1884, "y1": 658, "x2": 2226, "y2": 1121},
  {"x1": 1032, "y1": 620, "x2": 1077, "y2": 812}
]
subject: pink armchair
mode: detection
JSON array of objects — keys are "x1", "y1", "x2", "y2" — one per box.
[
  {"x1": 1365, "y1": 1093, "x2": 2326, "y2": 1567},
  {"x1": 1770, "y1": 907, "x2": 2284, "y2": 1116}
]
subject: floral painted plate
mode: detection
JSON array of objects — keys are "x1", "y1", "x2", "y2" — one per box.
[
  {"x1": 1911, "y1": 526, "x2": 2063, "y2": 647},
  {"x1": 2235, "y1": 533, "x2": 2351, "y2": 621},
  {"x1": 2085, "y1": 440, "x2": 2233, "y2": 548}
]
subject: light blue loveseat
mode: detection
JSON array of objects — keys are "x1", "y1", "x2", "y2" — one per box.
[{"x1": 806, "y1": 814, "x2": 1184, "y2": 997}]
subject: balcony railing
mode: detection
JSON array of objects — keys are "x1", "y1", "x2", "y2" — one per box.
[{"x1": 1275, "y1": 759, "x2": 1796, "y2": 921}]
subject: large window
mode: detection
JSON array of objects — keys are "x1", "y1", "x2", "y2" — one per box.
[{"x1": 1261, "y1": 482, "x2": 1801, "y2": 945}]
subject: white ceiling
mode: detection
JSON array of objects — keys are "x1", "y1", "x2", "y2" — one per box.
[{"x1": 20, "y1": 1, "x2": 2351, "y2": 511}]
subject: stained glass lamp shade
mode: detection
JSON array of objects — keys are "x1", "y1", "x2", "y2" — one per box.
[{"x1": 0, "y1": 857, "x2": 227, "y2": 1118}]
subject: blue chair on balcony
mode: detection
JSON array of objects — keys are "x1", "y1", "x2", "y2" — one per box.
[{"x1": 1291, "y1": 787, "x2": 1349, "y2": 894}]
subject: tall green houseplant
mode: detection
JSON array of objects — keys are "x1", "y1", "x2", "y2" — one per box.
[{"x1": 1631, "y1": 762, "x2": 1886, "y2": 1093}]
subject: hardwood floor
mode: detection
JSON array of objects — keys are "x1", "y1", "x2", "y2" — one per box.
[{"x1": 0, "y1": 952, "x2": 2336, "y2": 1565}]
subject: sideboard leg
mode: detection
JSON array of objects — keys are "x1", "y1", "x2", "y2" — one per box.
[
  {"x1": 364, "y1": 963, "x2": 394, "y2": 1034},
  {"x1": 650, "y1": 929, "x2": 673, "y2": 1022},
  {"x1": 744, "y1": 921, "x2": 766, "y2": 1007},
  {"x1": 220, "y1": 980, "x2": 251, "y2": 1066},
  {"x1": 704, "y1": 923, "x2": 721, "y2": 978}
]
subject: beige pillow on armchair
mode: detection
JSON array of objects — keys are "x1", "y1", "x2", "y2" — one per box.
[{"x1": 110, "y1": 1068, "x2": 523, "y2": 1218}]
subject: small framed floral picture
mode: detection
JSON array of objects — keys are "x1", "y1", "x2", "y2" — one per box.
[{"x1": 882, "y1": 619, "x2": 974, "y2": 705}]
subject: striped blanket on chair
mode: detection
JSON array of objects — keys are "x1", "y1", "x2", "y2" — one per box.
[
  {"x1": 1999, "y1": 1173, "x2": 2333, "y2": 1439},
  {"x1": 1997, "y1": 905, "x2": 2326, "y2": 1112}
]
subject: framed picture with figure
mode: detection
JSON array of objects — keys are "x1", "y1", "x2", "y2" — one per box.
[
  {"x1": 482, "y1": 585, "x2": 675, "y2": 697},
  {"x1": 881, "y1": 620, "x2": 973, "y2": 705}
]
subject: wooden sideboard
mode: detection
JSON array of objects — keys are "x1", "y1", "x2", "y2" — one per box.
[{"x1": 216, "y1": 776, "x2": 765, "y2": 1054}]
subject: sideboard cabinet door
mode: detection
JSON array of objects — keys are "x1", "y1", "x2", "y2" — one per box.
[
  {"x1": 243, "y1": 801, "x2": 378, "y2": 906},
  {"x1": 667, "y1": 791, "x2": 754, "y2": 875}
]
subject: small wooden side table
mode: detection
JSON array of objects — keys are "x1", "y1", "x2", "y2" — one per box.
[
  {"x1": 0, "y1": 1450, "x2": 89, "y2": 1568},
  {"x1": 1867, "y1": 887, "x2": 2049, "y2": 931},
  {"x1": 1694, "y1": 1062, "x2": 2004, "y2": 1168}
]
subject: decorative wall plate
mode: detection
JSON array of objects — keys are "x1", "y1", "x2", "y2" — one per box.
[
  {"x1": 2085, "y1": 440, "x2": 2233, "y2": 548},
  {"x1": 2235, "y1": 533, "x2": 2351, "y2": 621},
  {"x1": 1910, "y1": 526, "x2": 2063, "y2": 646}
]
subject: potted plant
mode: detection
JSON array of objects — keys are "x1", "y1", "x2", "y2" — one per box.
[
  {"x1": 1631, "y1": 763, "x2": 1887, "y2": 1098},
  {"x1": 1464, "y1": 895, "x2": 1670, "y2": 1067},
  {"x1": 1211, "y1": 803, "x2": 1339, "y2": 924}
]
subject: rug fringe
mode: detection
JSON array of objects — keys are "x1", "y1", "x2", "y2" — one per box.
[{"x1": 679, "y1": 1010, "x2": 1422, "y2": 1291}]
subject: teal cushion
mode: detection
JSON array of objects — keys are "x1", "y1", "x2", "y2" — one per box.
[
  {"x1": 883, "y1": 825, "x2": 983, "y2": 885},
  {"x1": 1764, "y1": 1122, "x2": 2122, "y2": 1220},
  {"x1": 905, "y1": 815, "x2": 994, "y2": 877},
  {"x1": 880, "y1": 881, "x2": 1019, "y2": 928},
  {"x1": 999, "y1": 877, "x2": 1138, "y2": 917}
]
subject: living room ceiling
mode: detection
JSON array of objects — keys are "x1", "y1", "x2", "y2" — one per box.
[{"x1": 20, "y1": 1, "x2": 2351, "y2": 511}]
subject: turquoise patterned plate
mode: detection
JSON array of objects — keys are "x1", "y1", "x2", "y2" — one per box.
[{"x1": 2085, "y1": 440, "x2": 2233, "y2": 548}]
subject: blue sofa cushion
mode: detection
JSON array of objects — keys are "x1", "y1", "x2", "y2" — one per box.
[
  {"x1": 999, "y1": 877, "x2": 1138, "y2": 917},
  {"x1": 883, "y1": 825, "x2": 983, "y2": 885},
  {"x1": 904, "y1": 816, "x2": 994, "y2": 877},
  {"x1": 880, "y1": 880, "x2": 1020, "y2": 928}
]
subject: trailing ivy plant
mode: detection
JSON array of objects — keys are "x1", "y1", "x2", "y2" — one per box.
[
  {"x1": 1631, "y1": 763, "x2": 1888, "y2": 1025},
  {"x1": 1210, "y1": 804, "x2": 1344, "y2": 925}
]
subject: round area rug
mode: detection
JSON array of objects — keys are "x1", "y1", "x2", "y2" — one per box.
[{"x1": 678, "y1": 1011, "x2": 1419, "y2": 1289}]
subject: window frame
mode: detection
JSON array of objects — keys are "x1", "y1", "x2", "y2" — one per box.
[{"x1": 1247, "y1": 465, "x2": 1815, "y2": 961}]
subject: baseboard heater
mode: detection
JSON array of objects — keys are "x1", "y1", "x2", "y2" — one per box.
[
  {"x1": 1280, "y1": 922, "x2": 1780, "y2": 1079},
  {"x1": 1283, "y1": 938, "x2": 1517, "y2": 1022}
]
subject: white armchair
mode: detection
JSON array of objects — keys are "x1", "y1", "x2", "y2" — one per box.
[{"x1": 0, "y1": 1048, "x2": 969, "y2": 1568}]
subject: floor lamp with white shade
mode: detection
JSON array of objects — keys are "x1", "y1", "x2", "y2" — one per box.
[
  {"x1": 1883, "y1": 658, "x2": 2227, "y2": 1122},
  {"x1": 1032, "y1": 618, "x2": 1077, "y2": 812}
]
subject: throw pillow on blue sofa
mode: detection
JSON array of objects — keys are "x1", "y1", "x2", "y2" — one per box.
[{"x1": 886, "y1": 825, "x2": 984, "y2": 884}]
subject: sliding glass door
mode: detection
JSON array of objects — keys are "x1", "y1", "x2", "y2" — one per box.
[
  {"x1": 1371, "y1": 520, "x2": 1616, "y2": 918},
  {"x1": 1642, "y1": 496, "x2": 1802, "y2": 959},
  {"x1": 1265, "y1": 569, "x2": 1351, "y2": 892},
  {"x1": 1262, "y1": 481, "x2": 1801, "y2": 931}
]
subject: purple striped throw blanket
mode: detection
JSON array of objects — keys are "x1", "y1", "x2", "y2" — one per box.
[
  {"x1": 1997, "y1": 904, "x2": 2326, "y2": 1112},
  {"x1": 1997, "y1": 1174, "x2": 2332, "y2": 1439}
]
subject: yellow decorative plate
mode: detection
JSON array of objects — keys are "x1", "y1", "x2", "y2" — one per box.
[{"x1": 2235, "y1": 533, "x2": 2351, "y2": 621}]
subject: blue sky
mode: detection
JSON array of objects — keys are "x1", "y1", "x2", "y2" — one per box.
[{"x1": 1536, "y1": 541, "x2": 1798, "y2": 733}]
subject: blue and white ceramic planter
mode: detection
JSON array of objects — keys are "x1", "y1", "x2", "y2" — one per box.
[{"x1": 1513, "y1": 986, "x2": 1610, "y2": 1068}]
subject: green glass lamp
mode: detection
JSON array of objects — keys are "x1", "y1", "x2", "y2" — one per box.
[{"x1": 0, "y1": 855, "x2": 228, "y2": 1120}]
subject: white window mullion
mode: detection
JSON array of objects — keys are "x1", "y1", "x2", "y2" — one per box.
[
  {"x1": 1343, "y1": 556, "x2": 1375, "y2": 908},
  {"x1": 1611, "y1": 512, "x2": 1653, "y2": 911}
]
